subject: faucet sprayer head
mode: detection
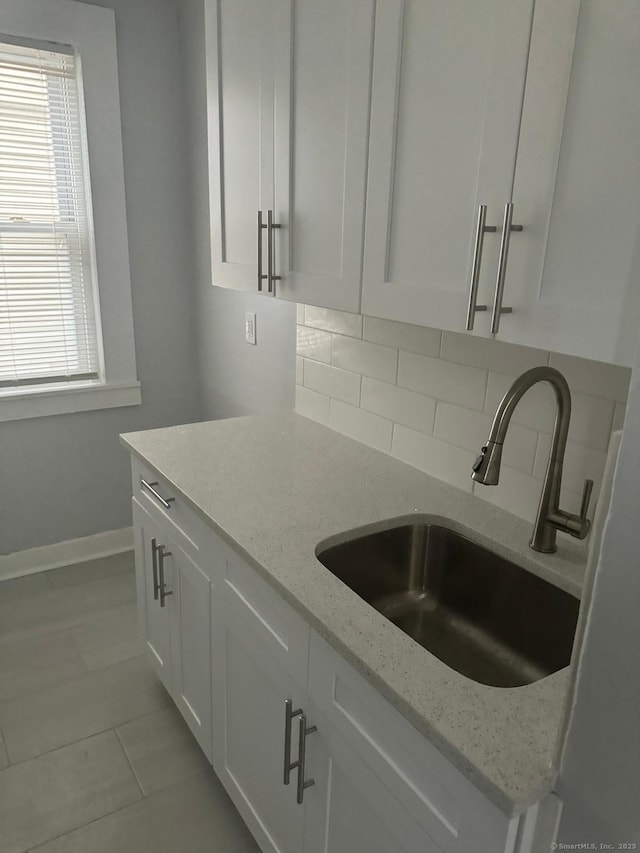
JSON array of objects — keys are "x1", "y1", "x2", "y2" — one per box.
[{"x1": 471, "y1": 441, "x2": 503, "y2": 485}]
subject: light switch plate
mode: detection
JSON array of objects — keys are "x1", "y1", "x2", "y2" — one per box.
[{"x1": 245, "y1": 312, "x2": 257, "y2": 345}]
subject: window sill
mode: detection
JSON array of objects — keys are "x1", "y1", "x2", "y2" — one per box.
[{"x1": 0, "y1": 380, "x2": 142, "y2": 423}]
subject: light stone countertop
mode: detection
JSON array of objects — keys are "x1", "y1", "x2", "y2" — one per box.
[{"x1": 120, "y1": 411, "x2": 588, "y2": 816}]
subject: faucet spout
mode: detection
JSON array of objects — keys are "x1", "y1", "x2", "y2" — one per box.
[{"x1": 472, "y1": 366, "x2": 592, "y2": 553}]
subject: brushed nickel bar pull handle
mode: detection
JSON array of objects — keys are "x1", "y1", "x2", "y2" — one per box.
[
  {"x1": 490, "y1": 203, "x2": 523, "y2": 334},
  {"x1": 284, "y1": 699, "x2": 303, "y2": 785},
  {"x1": 158, "y1": 545, "x2": 172, "y2": 608},
  {"x1": 151, "y1": 537, "x2": 160, "y2": 601},
  {"x1": 267, "y1": 209, "x2": 281, "y2": 295},
  {"x1": 296, "y1": 713, "x2": 317, "y2": 805},
  {"x1": 141, "y1": 478, "x2": 175, "y2": 510},
  {"x1": 257, "y1": 210, "x2": 268, "y2": 292},
  {"x1": 466, "y1": 204, "x2": 496, "y2": 330}
]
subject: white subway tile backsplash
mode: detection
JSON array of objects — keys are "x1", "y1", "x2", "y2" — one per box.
[
  {"x1": 434, "y1": 402, "x2": 491, "y2": 453},
  {"x1": 304, "y1": 306, "x2": 363, "y2": 338},
  {"x1": 549, "y1": 352, "x2": 631, "y2": 403},
  {"x1": 558, "y1": 486, "x2": 591, "y2": 517},
  {"x1": 329, "y1": 400, "x2": 393, "y2": 453},
  {"x1": 398, "y1": 352, "x2": 487, "y2": 411},
  {"x1": 392, "y1": 424, "x2": 475, "y2": 493},
  {"x1": 434, "y1": 402, "x2": 538, "y2": 475},
  {"x1": 304, "y1": 360, "x2": 361, "y2": 406},
  {"x1": 295, "y1": 385, "x2": 330, "y2": 425},
  {"x1": 297, "y1": 325, "x2": 331, "y2": 363},
  {"x1": 441, "y1": 332, "x2": 547, "y2": 376},
  {"x1": 485, "y1": 373, "x2": 616, "y2": 450},
  {"x1": 485, "y1": 372, "x2": 557, "y2": 433},
  {"x1": 473, "y1": 465, "x2": 544, "y2": 522},
  {"x1": 476, "y1": 473, "x2": 584, "y2": 523},
  {"x1": 332, "y1": 335, "x2": 398, "y2": 384},
  {"x1": 363, "y1": 317, "x2": 441, "y2": 357},
  {"x1": 296, "y1": 304, "x2": 305, "y2": 324},
  {"x1": 294, "y1": 305, "x2": 627, "y2": 527},
  {"x1": 360, "y1": 378, "x2": 436, "y2": 434},
  {"x1": 568, "y1": 393, "x2": 615, "y2": 451},
  {"x1": 613, "y1": 401, "x2": 627, "y2": 432},
  {"x1": 534, "y1": 434, "x2": 607, "y2": 500}
]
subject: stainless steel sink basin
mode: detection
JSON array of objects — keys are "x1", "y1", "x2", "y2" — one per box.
[{"x1": 316, "y1": 523, "x2": 579, "y2": 688}]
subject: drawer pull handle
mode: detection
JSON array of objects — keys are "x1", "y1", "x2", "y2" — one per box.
[
  {"x1": 151, "y1": 537, "x2": 160, "y2": 601},
  {"x1": 158, "y1": 545, "x2": 172, "y2": 608},
  {"x1": 141, "y1": 478, "x2": 175, "y2": 510},
  {"x1": 296, "y1": 713, "x2": 317, "y2": 805},
  {"x1": 490, "y1": 202, "x2": 523, "y2": 334},
  {"x1": 284, "y1": 698, "x2": 303, "y2": 785},
  {"x1": 466, "y1": 203, "x2": 496, "y2": 330}
]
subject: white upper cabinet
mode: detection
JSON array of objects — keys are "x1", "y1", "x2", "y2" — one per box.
[
  {"x1": 206, "y1": 0, "x2": 640, "y2": 366},
  {"x1": 273, "y1": 0, "x2": 374, "y2": 311},
  {"x1": 205, "y1": 0, "x2": 374, "y2": 310},
  {"x1": 362, "y1": 0, "x2": 640, "y2": 365},
  {"x1": 206, "y1": 0, "x2": 274, "y2": 291},
  {"x1": 499, "y1": 0, "x2": 640, "y2": 365},
  {"x1": 362, "y1": 0, "x2": 536, "y2": 333}
]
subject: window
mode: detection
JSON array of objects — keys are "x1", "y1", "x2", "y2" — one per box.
[
  {"x1": 0, "y1": 39, "x2": 101, "y2": 388},
  {"x1": 0, "y1": 0, "x2": 140, "y2": 421}
]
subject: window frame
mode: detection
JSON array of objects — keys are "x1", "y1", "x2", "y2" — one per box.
[{"x1": 0, "y1": 0, "x2": 141, "y2": 421}]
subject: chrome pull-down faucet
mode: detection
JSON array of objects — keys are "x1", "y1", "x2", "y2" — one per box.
[{"x1": 471, "y1": 366, "x2": 593, "y2": 553}]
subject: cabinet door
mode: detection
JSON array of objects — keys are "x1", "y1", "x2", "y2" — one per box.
[
  {"x1": 498, "y1": 0, "x2": 640, "y2": 366},
  {"x1": 132, "y1": 499, "x2": 172, "y2": 693},
  {"x1": 307, "y1": 632, "x2": 520, "y2": 853},
  {"x1": 211, "y1": 554, "x2": 309, "y2": 853},
  {"x1": 169, "y1": 542, "x2": 213, "y2": 762},
  {"x1": 362, "y1": 0, "x2": 533, "y2": 333},
  {"x1": 303, "y1": 723, "x2": 447, "y2": 853},
  {"x1": 205, "y1": 0, "x2": 276, "y2": 291},
  {"x1": 273, "y1": 0, "x2": 375, "y2": 312}
]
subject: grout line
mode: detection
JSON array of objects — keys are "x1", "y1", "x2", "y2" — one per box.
[
  {"x1": 27, "y1": 769, "x2": 217, "y2": 853},
  {"x1": 114, "y1": 724, "x2": 146, "y2": 798},
  {"x1": 24, "y1": 773, "x2": 145, "y2": 852},
  {"x1": 0, "y1": 654, "x2": 169, "y2": 767},
  {"x1": 0, "y1": 685, "x2": 170, "y2": 773}
]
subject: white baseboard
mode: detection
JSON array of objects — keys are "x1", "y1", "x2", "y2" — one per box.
[{"x1": 0, "y1": 527, "x2": 134, "y2": 582}]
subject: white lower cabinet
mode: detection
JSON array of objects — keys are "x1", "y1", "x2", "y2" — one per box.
[
  {"x1": 208, "y1": 546, "x2": 536, "y2": 853},
  {"x1": 133, "y1": 497, "x2": 213, "y2": 761},
  {"x1": 131, "y1": 461, "x2": 558, "y2": 853},
  {"x1": 210, "y1": 551, "x2": 309, "y2": 853},
  {"x1": 303, "y1": 724, "x2": 448, "y2": 853},
  {"x1": 167, "y1": 537, "x2": 213, "y2": 759},
  {"x1": 133, "y1": 500, "x2": 173, "y2": 693},
  {"x1": 306, "y1": 632, "x2": 524, "y2": 853}
]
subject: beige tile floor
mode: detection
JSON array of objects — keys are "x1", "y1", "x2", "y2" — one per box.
[{"x1": 0, "y1": 553, "x2": 259, "y2": 853}]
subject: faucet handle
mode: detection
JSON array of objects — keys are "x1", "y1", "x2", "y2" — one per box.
[{"x1": 580, "y1": 479, "x2": 594, "y2": 520}]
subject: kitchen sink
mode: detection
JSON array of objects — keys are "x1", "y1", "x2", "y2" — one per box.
[{"x1": 316, "y1": 523, "x2": 579, "y2": 688}]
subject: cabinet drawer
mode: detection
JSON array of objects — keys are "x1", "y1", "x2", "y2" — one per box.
[
  {"x1": 307, "y1": 632, "x2": 517, "y2": 852},
  {"x1": 132, "y1": 459, "x2": 219, "y2": 577},
  {"x1": 220, "y1": 550, "x2": 310, "y2": 691}
]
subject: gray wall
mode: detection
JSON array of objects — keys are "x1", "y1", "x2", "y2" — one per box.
[
  {"x1": 0, "y1": 0, "x2": 201, "y2": 555},
  {"x1": 178, "y1": 0, "x2": 296, "y2": 423},
  {"x1": 557, "y1": 344, "x2": 640, "y2": 841}
]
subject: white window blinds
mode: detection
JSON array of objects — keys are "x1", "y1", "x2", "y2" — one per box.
[{"x1": 0, "y1": 39, "x2": 101, "y2": 388}]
